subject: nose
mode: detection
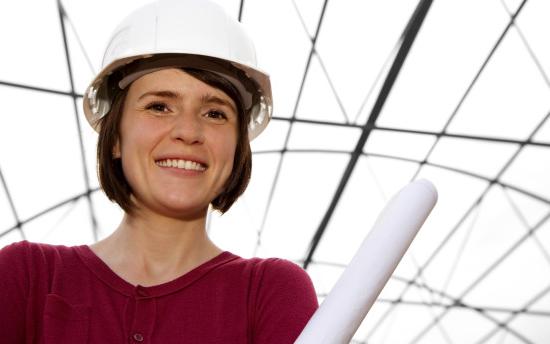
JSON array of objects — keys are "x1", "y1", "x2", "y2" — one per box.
[{"x1": 169, "y1": 110, "x2": 205, "y2": 144}]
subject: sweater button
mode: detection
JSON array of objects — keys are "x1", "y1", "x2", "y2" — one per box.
[{"x1": 133, "y1": 333, "x2": 144, "y2": 342}]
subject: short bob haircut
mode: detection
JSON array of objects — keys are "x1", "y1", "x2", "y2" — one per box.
[{"x1": 96, "y1": 67, "x2": 252, "y2": 214}]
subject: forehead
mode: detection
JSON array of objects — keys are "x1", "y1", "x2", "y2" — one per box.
[{"x1": 127, "y1": 68, "x2": 234, "y2": 103}]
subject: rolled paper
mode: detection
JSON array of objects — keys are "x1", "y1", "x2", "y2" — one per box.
[{"x1": 295, "y1": 179, "x2": 438, "y2": 344}]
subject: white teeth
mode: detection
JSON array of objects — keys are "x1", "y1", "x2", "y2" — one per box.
[{"x1": 156, "y1": 159, "x2": 206, "y2": 171}]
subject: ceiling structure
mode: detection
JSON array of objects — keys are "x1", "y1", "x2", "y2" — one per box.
[{"x1": 1, "y1": 0, "x2": 549, "y2": 342}]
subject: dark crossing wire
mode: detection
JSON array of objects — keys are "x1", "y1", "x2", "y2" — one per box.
[
  {"x1": 403, "y1": 121, "x2": 548, "y2": 343},
  {"x1": 238, "y1": 0, "x2": 245, "y2": 22},
  {"x1": 0, "y1": 80, "x2": 83, "y2": 98},
  {"x1": 500, "y1": 0, "x2": 550, "y2": 88},
  {"x1": 474, "y1": 284, "x2": 550, "y2": 343},
  {"x1": 408, "y1": 210, "x2": 550, "y2": 344},
  {"x1": 252, "y1": 0, "x2": 330, "y2": 256},
  {"x1": 0, "y1": 168, "x2": 26, "y2": 240},
  {"x1": 56, "y1": 0, "x2": 98, "y2": 242},
  {"x1": 0, "y1": 188, "x2": 100, "y2": 239},
  {"x1": 410, "y1": 0, "x2": 531, "y2": 183},
  {"x1": 410, "y1": 122, "x2": 550, "y2": 343},
  {"x1": 406, "y1": 96, "x2": 548, "y2": 342},
  {"x1": 315, "y1": 51, "x2": 351, "y2": 123},
  {"x1": 354, "y1": 224, "x2": 550, "y2": 343},
  {"x1": 269, "y1": 116, "x2": 550, "y2": 147},
  {"x1": 290, "y1": 0, "x2": 349, "y2": 124},
  {"x1": 504, "y1": 188, "x2": 550, "y2": 265},
  {"x1": 352, "y1": 42, "x2": 400, "y2": 125},
  {"x1": 364, "y1": 0, "x2": 531, "y2": 340},
  {"x1": 303, "y1": 0, "x2": 434, "y2": 269},
  {"x1": 64, "y1": 11, "x2": 96, "y2": 75}
]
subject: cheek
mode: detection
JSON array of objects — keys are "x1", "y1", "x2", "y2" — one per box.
[{"x1": 223, "y1": 132, "x2": 239, "y2": 167}]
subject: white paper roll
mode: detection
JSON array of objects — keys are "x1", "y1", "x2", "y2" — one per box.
[{"x1": 295, "y1": 179, "x2": 438, "y2": 344}]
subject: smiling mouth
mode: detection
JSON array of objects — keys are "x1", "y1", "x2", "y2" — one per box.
[{"x1": 155, "y1": 159, "x2": 207, "y2": 171}]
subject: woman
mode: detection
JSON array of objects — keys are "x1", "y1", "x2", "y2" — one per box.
[{"x1": 0, "y1": 0, "x2": 318, "y2": 342}]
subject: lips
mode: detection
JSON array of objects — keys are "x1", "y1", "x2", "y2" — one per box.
[{"x1": 155, "y1": 158, "x2": 207, "y2": 171}]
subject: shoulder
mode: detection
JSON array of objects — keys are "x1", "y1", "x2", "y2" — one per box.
[
  {"x1": 242, "y1": 257, "x2": 318, "y2": 342},
  {"x1": 0, "y1": 241, "x2": 30, "y2": 277},
  {"x1": 243, "y1": 256, "x2": 318, "y2": 312},
  {"x1": 253, "y1": 257, "x2": 313, "y2": 286},
  {"x1": 0, "y1": 240, "x2": 83, "y2": 285},
  {"x1": 0, "y1": 240, "x2": 76, "y2": 262},
  {"x1": 224, "y1": 254, "x2": 314, "y2": 288}
]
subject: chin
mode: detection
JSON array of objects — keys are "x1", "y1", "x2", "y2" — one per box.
[
  {"x1": 155, "y1": 198, "x2": 211, "y2": 219},
  {"x1": 131, "y1": 192, "x2": 210, "y2": 220}
]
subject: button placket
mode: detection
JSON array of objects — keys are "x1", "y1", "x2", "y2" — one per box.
[{"x1": 128, "y1": 286, "x2": 157, "y2": 343}]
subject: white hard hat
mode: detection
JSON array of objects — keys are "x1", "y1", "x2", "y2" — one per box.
[{"x1": 82, "y1": 0, "x2": 272, "y2": 140}]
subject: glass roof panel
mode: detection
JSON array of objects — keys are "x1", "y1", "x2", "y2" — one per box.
[
  {"x1": 0, "y1": 0, "x2": 70, "y2": 91},
  {"x1": 439, "y1": 185, "x2": 529, "y2": 297},
  {"x1": 533, "y1": 116, "x2": 550, "y2": 143},
  {"x1": 313, "y1": 156, "x2": 419, "y2": 265},
  {"x1": 77, "y1": 100, "x2": 100, "y2": 188},
  {"x1": 447, "y1": 26, "x2": 550, "y2": 140},
  {"x1": 64, "y1": 15, "x2": 97, "y2": 95},
  {"x1": 438, "y1": 308, "x2": 500, "y2": 343},
  {"x1": 0, "y1": 181, "x2": 16, "y2": 232},
  {"x1": 463, "y1": 229, "x2": 550, "y2": 310},
  {"x1": 91, "y1": 191, "x2": 123, "y2": 241},
  {"x1": 295, "y1": 54, "x2": 348, "y2": 123},
  {"x1": 504, "y1": 188, "x2": 549, "y2": 228},
  {"x1": 243, "y1": 0, "x2": 312, "y2": 119},
  {"x1": 255, "y1": 152, "x2": 348, "y2": 260},
  {"x1": 292, "y1": 0, "x2": 325, "y2": 38},
  {"x1": 0, "y1": 86, "x2": 86, "y2": 220},
  {"x1": 376, "y1": 0, "x2": 509, "y2": 132},
  {"x1": 23, "y1": 197, "x2": 94, "y2": 246},
  {"x1": 364, "y1": 129, "x2": 436, "y2": 162},
  {"x1": 506, "y1": 310, "x2": 550, "y2": 343},
  {"x1": 250, "y1": 120, "x2": 291, "y2": 152},
  {"x1": 0, "y1": 228, "x2": 24, "y2": 250},
  {"x1": 315, "y1": 1, "x2": 417, "y2": 121},
  {"x1": 410, "y1": 165, "x2": 488, "y2": 264},
  {"x1": 287, "y1": 122, "x2": 361, "y2": 151},
  {"x1": 428, "y1": 137, "x2": 519, "y2": 179},
  {"x1": 515, "y1": 0, "x2": 550, "y2": 79},
  {"x1": 501, "y1": 145, "x2": 550, "y2": 200}
]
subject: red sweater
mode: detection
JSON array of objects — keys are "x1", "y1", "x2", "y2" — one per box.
[{"x1": 0, "y1": 241, "x2": 318, "y2": 343}]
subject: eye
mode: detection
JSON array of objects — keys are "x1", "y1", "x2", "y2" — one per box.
[
  {"x1": 145, "y1": 102, "x2": 170, "y2": 113},
  {"x1": 205, "y1": 109, "x2": 227, "y2": 121}
]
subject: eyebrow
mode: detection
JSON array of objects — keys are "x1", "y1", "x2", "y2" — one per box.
[
  {"x1": 138, "y1": 90, "x2": 181, "y2": 101},
  {"x1": 200, "y1": 93, "x2": 237, "y2": 114},
  {"x1": 137, "y1": 90, "x2": 237, "y2": 113}
]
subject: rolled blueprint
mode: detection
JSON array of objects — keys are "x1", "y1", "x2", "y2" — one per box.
[{"x1": 295, "y1": 179, "x2": 438, "y2": 344}]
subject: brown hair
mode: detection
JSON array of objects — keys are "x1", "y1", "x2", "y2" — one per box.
[{"x1": 96, "y1": 68, "x2": 252, "y2": 214}]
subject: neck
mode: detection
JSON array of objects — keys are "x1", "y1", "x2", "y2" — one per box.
[{"x1": 90, "y1": 207, "x2": 223, "y2": 286}]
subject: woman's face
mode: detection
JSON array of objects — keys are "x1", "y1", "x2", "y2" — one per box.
[{"x1": 116, "y1": 68, "x2": 239, "y2": 219}]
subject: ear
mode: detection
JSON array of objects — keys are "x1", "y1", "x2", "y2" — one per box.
[{"x1": 112, "y1": 140, "x2": 121, "y2": 159}]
